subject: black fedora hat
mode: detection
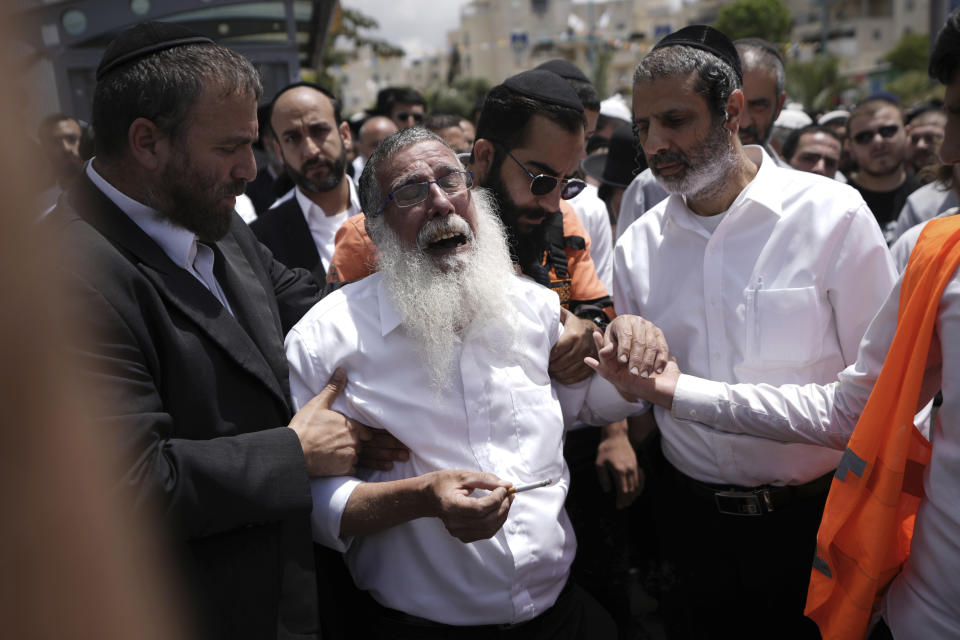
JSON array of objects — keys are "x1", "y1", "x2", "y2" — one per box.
[{"x1": 581, "y1": 124, "x2": 637, "y2": 188}]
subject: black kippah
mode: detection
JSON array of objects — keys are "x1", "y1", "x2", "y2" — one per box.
[
  {"x1": 651, "y1": 25, "x2": 743, "y2": 85},
  {"x1": 534, "y1": 59, "x2": 590, "y2": 83},
  {"x1": 97, "y1": 21, "x2": 214, "y2": 81},
  {"x1": 500, "y1": 69, "x2": 584, "y2": 112}
]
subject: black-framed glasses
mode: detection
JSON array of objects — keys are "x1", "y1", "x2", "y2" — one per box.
[
  {"x1": 395, "y1": 111, "x2": 425, "y2": 124},
  {"x1": 500, "y1": 147, "x2": 586, "y2": 200},
  {"x1": 851, "y1": 124, "x2": 899, "y2": 145},
  {"x1": 374, "y1": 170, "x2": 473, "y2": 215}
]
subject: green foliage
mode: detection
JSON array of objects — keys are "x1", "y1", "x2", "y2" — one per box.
[
  {"x1": 316, "y1": 6, "x2": 405, "y2": 95},
  {"x1": 713, "y1": 0, "x2": 792, "y2": 43},
  {"x1": 785, "y1": 56, "x2": 854, "y2": 112},
  {"x1": 425, "y1": 77, "x2": 491, "y2": 119},
  {"x1": 886, "y1": 71, "x2": 945, "y2": 106},
  {"x1": 883, "y1": 33, "x2": 930, "y2": 73}
]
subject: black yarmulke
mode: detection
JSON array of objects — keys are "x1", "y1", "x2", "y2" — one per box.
[
  {"x1": 651, "y1": 25, "x2": 743, "y2": 85},
  {"x1": 500, "y1": 69, "x2": 584, "y2": 112},
  {"x1": 97, "y1": 21, "x2": 214, "y2": 81},
  {"x1": 535, "y1": 59, "x2": 590, "y2": 83}
]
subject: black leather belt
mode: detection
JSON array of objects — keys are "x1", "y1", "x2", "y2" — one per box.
[{"x1": 670, "y1": 464, "x2": 834, "y2": 516}]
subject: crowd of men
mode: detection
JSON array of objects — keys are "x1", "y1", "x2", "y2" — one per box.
[{"x1": 37, "y1": 11, "x2": 960, "y2": 640}]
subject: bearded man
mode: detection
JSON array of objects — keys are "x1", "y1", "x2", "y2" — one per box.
[
  {"x1": 252, "y1": 82, "x2": 361, "y2": 284},
  {"x1": 612, "y1": 25, "x2": 896, "y2": 639},
  {"x1": 285, "y1": 127, "x2": 665, "y2": 639},
  {"x1": 45, "y1": 23, "x2": 386, "y2": 639}
]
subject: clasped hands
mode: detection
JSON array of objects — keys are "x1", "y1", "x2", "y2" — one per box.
[{"x1": 583, "y1": 314, "x2": 680, "y2": 409}]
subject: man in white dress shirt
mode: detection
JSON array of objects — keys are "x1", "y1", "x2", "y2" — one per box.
[
  {"x1": 613, "y1": 25, "x2": 895, "y2": 638},
  {"x1": 285, "y1": 127, "x2": 665, "y2": 638},
  {"x1": 594, "y1": 12, "x2": 960, "y2": 638},
  {"x1": 251, "y1": 83, "x2": 361, "y2": 283}
]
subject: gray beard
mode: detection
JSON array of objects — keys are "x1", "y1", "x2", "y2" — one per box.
[
  {"x1": 369, "y1": 188, "x2": 519, "y2": 392},
  {"x1": 656, "y1": 125, "x2": 739, "y2": 201}
]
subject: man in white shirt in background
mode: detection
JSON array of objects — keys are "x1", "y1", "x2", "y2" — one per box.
[
  {"x1": 613, "y1": 25, "x2": 895, "y2": 639},
  {"x1": 251, "y1": 83, "x2": 361, "y2": 284},
  {"x1": 352, "y1": 115, "x2": 398, "y2": 178},
  {"x1": 286, "y1": 127, "x2": 665, "y2": 638}
]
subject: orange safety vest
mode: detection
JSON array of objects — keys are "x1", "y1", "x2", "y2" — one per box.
[{"x1": 805, "y1": 215, "x2": 960, "y2": 639}]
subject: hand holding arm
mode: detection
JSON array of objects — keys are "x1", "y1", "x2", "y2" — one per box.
[
  {"x1": 289, "y1": 368, "x2": 372, "y2": 476},
  {"x1": 549, "y1": 308, "x2": 600, "y2": 385}
]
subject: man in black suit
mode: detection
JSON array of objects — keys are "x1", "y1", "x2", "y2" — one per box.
[
  {"x1": 252, "y1": 84, "x2": 361, "y2": 284},
  {"x1": 47, "y1": 23, "x2": 375, "y2": 639}
]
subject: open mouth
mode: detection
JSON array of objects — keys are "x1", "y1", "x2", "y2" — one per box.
[{"x1": 426, "y1": 230, "x2": 468, "y2": 251}]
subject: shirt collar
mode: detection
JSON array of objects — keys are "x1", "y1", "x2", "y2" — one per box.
[
  {"x1": 294, "y1": 174, "x2": 361, "y2": 224},
  {"x1": 376, "y1": 273, "x2": 404, "y2": 337},
  {"x1": 86, "y1": 160, "x2": 201, "y2": 270},
  {"x1": 661, "y1": 145, "x2": 783, "y2": 235}
]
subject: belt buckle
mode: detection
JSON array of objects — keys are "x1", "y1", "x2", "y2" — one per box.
[{"x1": 714, "y1": 489, "x2": 772, "y2": 516}]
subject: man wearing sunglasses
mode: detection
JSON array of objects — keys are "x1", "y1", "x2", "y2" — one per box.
[
  {"x1": 845, "y1": 97, "x2": 920, "y2": 241},
  {"x1": 374, "y1": 86, "x2": 427, "y2": 131}
]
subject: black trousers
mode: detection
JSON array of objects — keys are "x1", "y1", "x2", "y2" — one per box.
[
  {"x1": 364, "y1": 582, "x2": 617, "y2": 640},
  {"x1": 655, "y1": 460, "x2": 826, "y2": 640}
]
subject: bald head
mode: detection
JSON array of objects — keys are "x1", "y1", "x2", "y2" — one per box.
[{"x1": 357, "y1": 116, "x2": 398, "y2": 160}]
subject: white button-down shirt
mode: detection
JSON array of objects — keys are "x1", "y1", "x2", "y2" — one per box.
[
  {"x1": 285, "y1": 273, "x2": 639, "y2": 625},
  {"x1": 613, "y1": 147, "x2": 896, "y2": 486},
  {"x1": 673, "y1": 268, "x2": 960, "y2": 639},
  {"x1": 287, "y1": 178, "x2": 361, "y2": 271}
]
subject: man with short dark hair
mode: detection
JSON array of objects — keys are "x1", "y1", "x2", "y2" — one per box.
[
  {"x1": 905, "y1": 105, "x2": 947, "y2": 174},
  {"x1": 36, "y1": 113, "x2": 83, "y2": 212},
  {"x1": 424, "y1": 113, "x2": 470, "y2": 153},
  {"x1": 845, "y1": 97, "x2": 920, "y2": 240},
  {"x1": 613, "y1": 25, "x2": 895, "y2": 639},
  {"x1": 47, "y1": 22, "x2": 376, "y2": 639},
  {"x1": 288, "y1": 126, "x2": 661, "y2": 637},
  {"x1": 375, "y1": 86, "x2": 426, "y2": 130},
  {"x1": 597, "y1": 12, "x2": 960, "y2": 636},
  {"x1": 251, "y1": 83, "x2": 360, "y2": 284},
  {"x1": 783, "y1": 124, "x2": 844, "y2": 178}
]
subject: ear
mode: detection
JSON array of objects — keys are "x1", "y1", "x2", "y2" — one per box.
[
  {"x1": 472, "y1": 138, "x2": 495, "y2": 183},
  {"x1": 127, "y1": 117, "x2": 169, "y2": 172},
  {"x1": 339, "y1": 121, "x2": 353, "y2": 151},
  {"x1": 725, "y1": 89, "x2": 745, "y2": 135}
]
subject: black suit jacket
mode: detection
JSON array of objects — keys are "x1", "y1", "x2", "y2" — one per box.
[
  {"x1": 48, "y1": 175, "x2": 323, "y2": 639},
  {"x1": 251, "y1": 194, "x2": 326, "y2": 285}
]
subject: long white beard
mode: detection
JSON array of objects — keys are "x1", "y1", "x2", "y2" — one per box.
[{"x1": 370, "y1": 188, "x2": 519, "y2": 391}]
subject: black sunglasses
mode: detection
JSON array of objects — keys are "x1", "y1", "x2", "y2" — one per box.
[
  {"x1": 500, "y1": 146, "x2": 586, "y2": 200},
  {"x1": 395, "y1": 111, "x2": 425, "y2": 124},
  {"x1": 851, "y1": 124, "x2": 899, "y2": 145}
]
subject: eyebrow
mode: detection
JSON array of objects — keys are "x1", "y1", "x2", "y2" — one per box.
[
  {"x1": 390, "y1": 164, "x2": 460, "y2": 191},
  {"x1": 527, "y1": 159, "x2": 564, "y2": 177},
  {"x1": 218, "y1": 135, "x2": 256, "y2": 146}
]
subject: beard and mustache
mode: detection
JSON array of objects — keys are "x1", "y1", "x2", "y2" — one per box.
[
  {"x1": 144, "y1": 143, "x2": 246, "y2": 243},
  {"x1": 649, "y1": 119, "x2": 739, "y2": 201},
  {"x1": 285, "y1": 146, "x2": 348, "y2": 194},
  {"x1": 367, "y1": 187, "x2": 519, "y2": 392}
]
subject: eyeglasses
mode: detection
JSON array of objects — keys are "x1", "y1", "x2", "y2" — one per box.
[
  {"x1": 395, "y1": 111, "x2": 425, "y2": 124},
  {"x1": 500, "y1": 147, "x2": 586, "y2": 200},
  {"x1": 851, "y1": 124, "x2": 900, "y2": 145},
  {"x1": 374, "y1": 170, "x2": 473, "y2": 215}
]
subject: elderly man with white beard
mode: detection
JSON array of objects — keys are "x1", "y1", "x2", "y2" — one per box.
[{"x1": 284, "y1": 127, "x2": 664, "y2": 639}]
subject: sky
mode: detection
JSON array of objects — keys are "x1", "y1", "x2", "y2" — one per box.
[{"x1": 341, "y1": 0, "x2": 474, "y2": 59}]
